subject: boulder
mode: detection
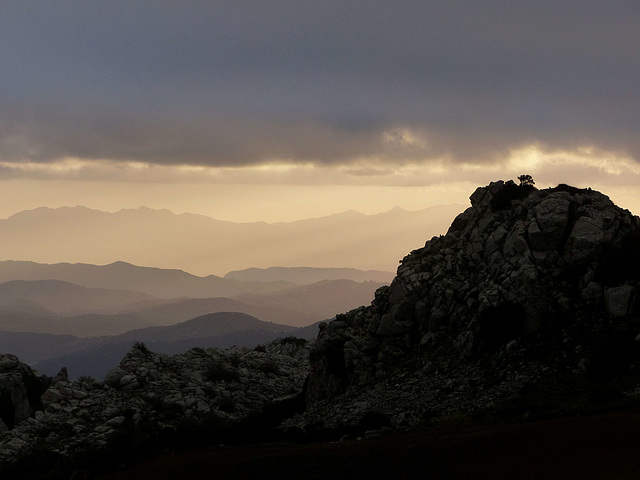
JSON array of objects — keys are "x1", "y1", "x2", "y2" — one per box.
[
  {"x1": 0, "y1": 354, "x2": 46, "y2": 429},
  {"x1": 605, "y1": 285, "x2": 636, "y2": 319},
  {"x1": 533, "y1": 195, "x2": 571, "y2": 250}
]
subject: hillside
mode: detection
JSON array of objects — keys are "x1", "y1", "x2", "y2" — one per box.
[
  {"x1": 115, "y1": 312, "x2": 295, "y2": 343},
  {"x1": 132, "y1": 296, "x2": 322, "y2": 328},
  {"x1": 0, "y1": 312, "x2": 320, "y2": 380},
  {"x1": 0, "y1": 310, "x2": 153, "y2": 337}
]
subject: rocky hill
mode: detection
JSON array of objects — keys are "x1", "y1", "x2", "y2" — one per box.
[
  {"x1": 293, "y1": 180, "x2": 640, "y2": 432},
  {"x1": 2, "y1": 180, "x2": 640, "y2": 478},
  {"x1": 0, "y1": 338, "x2": 310, "y2": 478}
]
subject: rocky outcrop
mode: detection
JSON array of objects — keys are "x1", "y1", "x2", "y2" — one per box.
[
  {"x1": 296, "y1": 181, "x2": 640, "y2": 433},
  {"x1": 0, "y1": 337, "x2": 309, "y2": 474},
  {"x1": 0, "y1": 355, "x2": 47, "y2": 431}
]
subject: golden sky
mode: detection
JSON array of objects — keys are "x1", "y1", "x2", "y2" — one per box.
[{"x1": 2, "y1": 145, "x2": 640, "y2": 223}]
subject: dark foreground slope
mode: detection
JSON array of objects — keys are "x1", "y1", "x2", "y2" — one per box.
[{"x1": 97, "y1": 410, "x2": 640, "y2": 480}]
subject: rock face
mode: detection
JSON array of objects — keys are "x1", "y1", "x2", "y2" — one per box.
[
  {"x1": 297, "y1": 181, "x2": 640, "y2": 431},
  {"x1": 0, "y1": 338, "x2": 309, "y2": 474},
  {"x1": 0, "y1": 355, "x2": 47, "y2": 431}
]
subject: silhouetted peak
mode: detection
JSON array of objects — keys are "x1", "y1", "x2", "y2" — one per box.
[
  {"x1": 302, "y1": 180, "x2": 640, "y2": 429},
  {"x1": 330, "y1": 209, "x2": 366, "y2": 218}
]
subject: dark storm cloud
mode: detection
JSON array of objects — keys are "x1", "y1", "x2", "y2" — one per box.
[{"x1": 0, "y1": 0, "x2": 638, "y2": 167}]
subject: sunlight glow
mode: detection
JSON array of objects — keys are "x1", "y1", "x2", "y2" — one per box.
[
  {"x1": 2, "y1": 143, "x2": 640, "y2": 221},
  {"x1": 1, "y1": 143, "x2": 636, "y2": 187},
  {"x1": 506, "y1": 145, "x2": 640, "y2": 177}
]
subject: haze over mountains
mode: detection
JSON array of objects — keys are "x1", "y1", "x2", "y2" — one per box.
[
  {"x1": 0, "y1": 260, "x2": 293, "y2": 298},
  {"x1": 0, "y1": 203, "x2": 461, "y2": 380},
  {"x1": 0, "y1": 261, "x2": 388, "y2": 379},
  {"x1": 0, "y1": 262, "x2": 387, "y2": 324},
  {"x1": 225, "y1": 266, "x2": 394, "y2": 284},
  {"x1": 21, "y1": 312, "x2": 306, "y2": 380},
  {"x1": 0, "y1": 280, "x2": 154, "y2": 315},
  {"x1": 0, "y1": 204, "x2": 464, "y2": 276}
]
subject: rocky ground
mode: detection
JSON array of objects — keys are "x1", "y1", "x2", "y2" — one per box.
[{"x1": 0, "y1": 338, "x2": 310, "y2": 479}]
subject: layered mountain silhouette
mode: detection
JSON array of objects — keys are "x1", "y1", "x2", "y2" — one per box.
[
  {"x1": 0, "y1": 279, "x2": 154, "y2": 315},
  {"x1": 225, "y1": 266, "x2": 394, "y2": 284},
  {"x1": 0, "y1": 204, "x2": 464, "y2": 276},
  {"x1": 0, "y1": 264, "x2": 383, "y2": 378},
  {"x1": 26, "y1": 312, "x2": 317, "y2": 380},
  {"x1": 0, "y1": 260, "x2": 292, "y2": 298},
  {"x1": 0, "y1": 311, "x2": 318, "y2": 380},
  {"x1": 0, "y1": 271, "x2": 383, "y2": 332}
]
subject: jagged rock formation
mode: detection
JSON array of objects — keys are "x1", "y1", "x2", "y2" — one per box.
[
  {"x1": 0, "y1": 355, "x2": 47, "y2": 431},
  {"x1": 296, "y1": 181, "x2": 640, "y2": 432},
  {"x1": 0, "y1": 338, "x2": 309, "y2": 475}
]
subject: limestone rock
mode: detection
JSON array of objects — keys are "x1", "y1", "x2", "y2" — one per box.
[
  {"x1": 298, "y1": 182, "x2": 640, "y2": 433},
  {"x1": 605, "y1": 285, "x2": 636, "y2": 319},
  {"x1": 0, "y1": 338, "x2": 310, "y2": 473},
  {"x1": 533, "y1": 195, "x2": 571, "y2": 250},
  {"x1": 563, "y1": 216, "x2": 605, "y2": 264},
  {"x1": 0, "y1": 354, "x2": 46, "y2": 429}
]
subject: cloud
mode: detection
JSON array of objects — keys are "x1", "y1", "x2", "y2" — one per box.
[
  {"x1": 0, "y1": 1, "x2": 638, "y2": 170},
  {"x1": 3, "y1": 144, "x2": 640, "y2": 194}
]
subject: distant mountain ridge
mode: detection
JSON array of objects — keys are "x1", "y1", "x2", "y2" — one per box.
[
  {"x1": 0, "y1": 262, "x2": 383, "y2": 329},
  {"x1": 225, "y1": 266, "x2": 394, "y2": 284},
  {"x1": 0, "y1": 275, "x2": 379, "y2": 335},
  {"x1": 236, "y1": 279, "x2": 383, "y2": 320},
  {"x1": 114, "y1": 311, "x2": 295, "y2": 343},
  {"x1": 0, "y1": 204, "x2": 465, "y2": 275},
  {"x1": 0, "y1": 279, "x2": 154, "y2": 315},
  {"x1": 0, "y1": 260, "x2": 292, "y2": 298},
  {"x1": 20, "y1": 312, "x2": 316, "y2": 379}
]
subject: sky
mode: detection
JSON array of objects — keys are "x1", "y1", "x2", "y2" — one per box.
[{"x1": 1, "y1": 1, "x2": 640, "y2": 222}]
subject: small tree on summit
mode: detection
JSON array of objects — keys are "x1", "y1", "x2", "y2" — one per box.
[
  {"x1": 490, "y1": 175, "x2": 537, "y2": 211},
  {"x1": 518, "y1": 174, "x2": 535, "y2": 187}
]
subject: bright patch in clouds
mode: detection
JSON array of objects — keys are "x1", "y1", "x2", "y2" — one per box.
[
  {"x1": 1, "y1": 143, "x2": 639, "y2": 188},
  {"x1": 2, "y1": 144, "x2": 640, "y2": 223}
]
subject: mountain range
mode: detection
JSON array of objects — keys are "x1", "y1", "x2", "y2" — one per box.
[
  {"x1": 224, "y1": 266, "x2": 394, "y2": 284},
  {"x1": 0, "y1": 262, "x2": 386, "y2": 379},
  {"x1": 0, "y1": 204, "x2": 464, "y2": 276},
  {"x1": 25, "y1": 312, "x2": 316, "y2": 380},
  {"x1": 0, "y1": 260, "x2": 291, "y2": 298}
]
